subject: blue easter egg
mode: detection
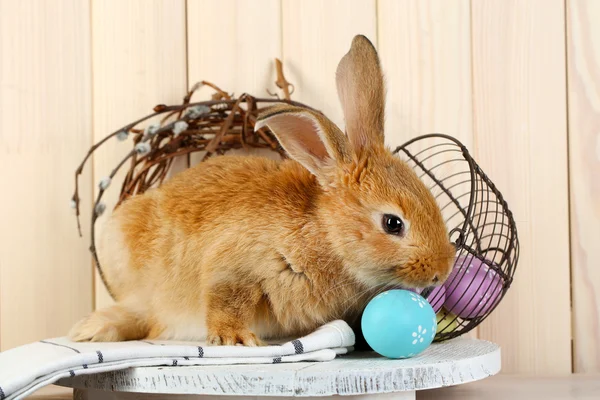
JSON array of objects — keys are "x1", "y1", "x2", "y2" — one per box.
[{"x1": 361, "y1": 289, "x2": 437, "y2": 359}]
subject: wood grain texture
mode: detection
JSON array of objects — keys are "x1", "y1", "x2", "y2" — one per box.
[
  {"x1": 187, "y1": 0, "x2": 281, "y2": 98},
  {"x1": 377, "y1": 0, "x2": 473, "y2": 147},
  {"x1": 566, "y1": 0, "x2": 600, "y2": 373},
  {"x1": 420, "y1": 374, "x2": 600, "y2": 400},
  {"x1": 0, "y1": 0, "x2": 93, "y2": 350},
  {"x1": 59, "y1": 338, "x2": 500, "y2": 396},
  {"x1": 186, "y1": 0, "x2": 282, "y2": 165},
  {"x1": 31, "y1": 376, "x2": 600, "y2": 400},
  {"x1": 91, "y1": 0, "x2": 188, "y2": 309},
  {"x1": 282, "y1": 0, "x2": 377, "y2": 130},
  {"x1": 471, "y1": 0, "x2": 572, "y2": 374},
  {"x1": 25, "y1": 386, "x2": 72, "y2": 400},
  {"x1": 74, "y1": 389, "x2": 414, "y2": 400}
]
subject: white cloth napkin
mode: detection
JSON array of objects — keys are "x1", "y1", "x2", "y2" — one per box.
[{"x1": 0, "y1": 320, "x2": 354, "y2": 400}]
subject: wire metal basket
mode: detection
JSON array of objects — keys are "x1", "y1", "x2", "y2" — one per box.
[{"x1": 393, "y1": 134, "x2": 519, "y2": 341}]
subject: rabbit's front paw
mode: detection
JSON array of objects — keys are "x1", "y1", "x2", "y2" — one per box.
[
  {"x1": 69, "y1": 313, "x2": 122, "y2": 342},
  {"x1": 206, "y1": 328, "x2": 263, "y2": 347},
  {"x1": 68, "y1": 304, "x2": 148, "y2": 342}
]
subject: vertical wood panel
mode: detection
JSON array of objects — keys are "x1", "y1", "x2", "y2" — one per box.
[
  {"x1": 377, "y1": 0, "x2": 475, "y2": 339},
  {"x1": 187, "y1": 0, "x2": 281, "y2": 163},
  {"x1": 472, "y1": 0, "x2": 572, "y2": 374},
  {"x1": 0, "y1": 0, "x2": 93, "y2": 349},
  {"x1": 377, "y1": 0, "x2": 473, "y2": 147},
  {"x1": 567, "y1": 0, "x2": 600, "y2": 373},
  {"x1": 187, "y1": 0, "x2": 281, "y2": 97},
  {"x1": 92, "y1": 0, "x2": 188, "y2": 309},
  {"x1": 282, "y1": 0, "x2": 377, "y2": 130}
]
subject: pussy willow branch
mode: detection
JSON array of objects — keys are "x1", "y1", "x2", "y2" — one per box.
[
  {"x1": 73, "y1": 97, "x2": 313, "y2": 235},
  {"x1": 73, "y1": 59, "x2": 315, "y2": 236}
]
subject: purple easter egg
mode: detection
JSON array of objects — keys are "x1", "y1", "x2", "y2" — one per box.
[
  {"x1": 409, "y1": 286, "x2": 446, "y2": 313},
  {"x1": 443, "y1": 255, "x2": 503, "y2": 318}
]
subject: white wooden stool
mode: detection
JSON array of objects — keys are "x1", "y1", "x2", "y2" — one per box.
[{"x1": 58, "y1": 338, "x2": 499, "y2": 399}]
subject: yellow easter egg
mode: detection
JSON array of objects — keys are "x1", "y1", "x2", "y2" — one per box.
[{"x1": 435, "y1": 310, "x2": 459, "y2": 338}]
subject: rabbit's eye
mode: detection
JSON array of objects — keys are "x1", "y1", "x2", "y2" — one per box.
[{"x1": 382, "y1": 214, "x2": 404, "y2": 236}]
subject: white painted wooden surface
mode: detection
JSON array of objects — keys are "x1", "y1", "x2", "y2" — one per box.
[
  {"x1": 59, "y1": 338, "x2": 499, "y2": 397},
  {"x1": 27, "y1": 375, "x2": 600, "y2": 400},
  {"x1": 74, "y1": 389, "x2": 414, "y2": 400}
]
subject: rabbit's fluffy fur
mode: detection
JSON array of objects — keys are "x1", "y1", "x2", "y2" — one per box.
[{"x1": 69, "y1": 35, "x2": 456, "y2": 346}]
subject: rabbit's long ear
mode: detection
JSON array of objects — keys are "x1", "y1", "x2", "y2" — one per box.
[
  {"x1": 336, "y1": 35, "x2": 385, "y2": 152},
  {"x1": 255, "y1": 105, "x2": 351, "y2": 176}
]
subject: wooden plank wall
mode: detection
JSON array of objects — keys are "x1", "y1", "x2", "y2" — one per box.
[
  {"x1": 282, "y1": 0, "x2": 377, "y2": 130},
  {"x1": 186, "y1": 0, "x2": 282, "y2": 163},
  {"x1": 567, "y1": 0, "x2": 600, "y2": 373},
  {"x1": 1, "y1": 0, "x2": 598, "y2": 375},
  {"x1": 90, "y1": 0, "x2": 188, "y2": 310},
  {"x1": 471, "y1": 0, "x2": 572, "y2": 374},
  {"x1": 0, "y1": 0, "x2": 93, "y2": 349}
]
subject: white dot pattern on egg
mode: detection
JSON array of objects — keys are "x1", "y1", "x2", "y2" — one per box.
[
  {"x1": 410, "y1": 293, "x2": 428, "y2": 309},
  {"x1": 411, "y1": 325, "x2": 428, "y2": 345}
]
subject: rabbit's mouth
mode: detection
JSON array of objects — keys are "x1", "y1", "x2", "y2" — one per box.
[
  {"x1": 363, "y1": 266, "x2": 411, "y2": 289},
  {"x1": 351, "y1": 263, "x2": 438, "y2": 291},
  {"x1": 376, "y1": 265, "x2": 441, "y2": 290}
]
